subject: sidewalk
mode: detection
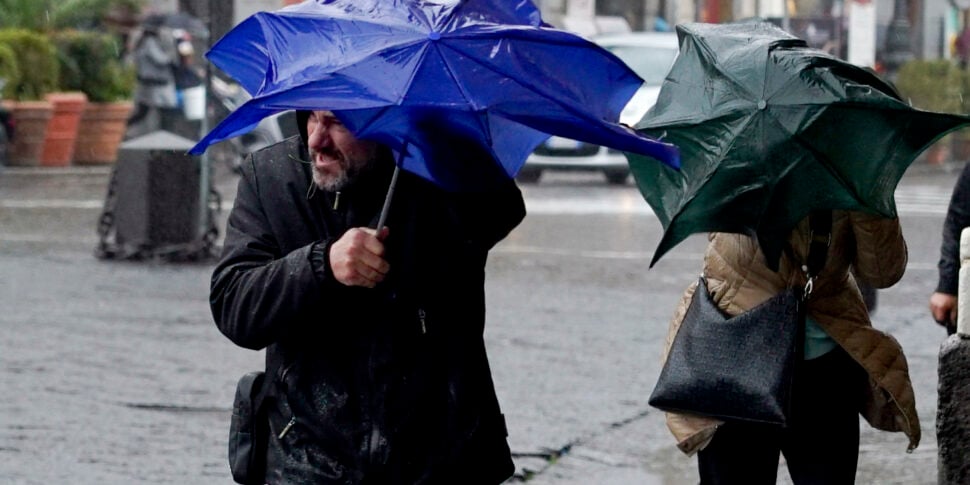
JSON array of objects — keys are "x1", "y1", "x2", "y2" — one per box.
[
  {"x1": 0, "y1": 160, "x2": 948, "y2": 484},
  {"x1": 0, "y1": 162, "x2": 690, "y2": 484}
]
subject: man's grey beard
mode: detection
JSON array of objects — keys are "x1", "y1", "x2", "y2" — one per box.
[
  {"x1": 309, "y1": 148, "x2": 377, "y2": 192},
  {"x1": 312, "y1": 165, "x2": 350, "y2": 192}
]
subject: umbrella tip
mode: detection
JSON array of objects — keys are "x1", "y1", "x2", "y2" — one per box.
[{"x1": 663, "y1": 148, "x2": 682, "y2": 170}]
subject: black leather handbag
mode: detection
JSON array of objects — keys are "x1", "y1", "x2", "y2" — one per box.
[
  {"x1": 648, "y1": 277, "x2": 803, "y2": 425},
  {"x1": 648, "y1": 211, "x2": 831, "y2": 426}
]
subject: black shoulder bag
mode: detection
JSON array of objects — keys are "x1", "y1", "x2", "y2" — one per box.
[
  {"x1": 648, "y1": 211, "x2": 831, "y2": 426},
  {"x1": 229, "y1": 371, "x2": 270, "y2": 484}
]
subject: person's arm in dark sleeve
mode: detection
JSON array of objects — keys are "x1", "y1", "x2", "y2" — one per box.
[
  {"x1": 210, "y1": 158, "x2": 338, "y2": 350},
  {"x1": 929, "y1": 162, "x2": 970, "y2": 327},
  {"x1": 457, "y1": 172, "x2": 526, "y2": 250},
  {"x1": 413, "y1": 127, "x2": 526, "y2": 248},
  {"x1": 446, "y1": 144, "x2": 526, "y2": 249},
  {"x1": 937, "y1": 162, "x2": 970, "y2": 295}
]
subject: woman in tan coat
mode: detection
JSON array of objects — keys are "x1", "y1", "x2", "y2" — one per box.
[{"x1": 662, "y1": 210, "x2": 917, "y2": 484}]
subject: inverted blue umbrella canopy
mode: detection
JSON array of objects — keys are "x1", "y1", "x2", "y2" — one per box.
[{"x1": 190, "y1": 0, "x2": 679, "y2": 191}]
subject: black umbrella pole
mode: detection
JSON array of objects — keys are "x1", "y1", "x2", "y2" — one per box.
[{"x1": 376, "y1": 165, "x2": 400, "y2": 235}]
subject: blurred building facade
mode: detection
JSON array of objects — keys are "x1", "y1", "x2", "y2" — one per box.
[
  {"x1": 140, "y1": 0, "x2": 963, "y2": 66},
  {"x1": 538, "y1": 0, "x2": 960, "y2": 64}
]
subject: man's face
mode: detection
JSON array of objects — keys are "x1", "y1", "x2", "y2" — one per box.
[{"x1": 307, "y1": 111, "x2": 380, "y2": 191}]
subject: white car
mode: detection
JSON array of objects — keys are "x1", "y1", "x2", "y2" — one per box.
[{"x1": 519, "y1": 31, "x2": 679, "y2": 184}]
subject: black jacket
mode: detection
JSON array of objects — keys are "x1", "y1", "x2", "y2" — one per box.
[
  {"x1": 937, "y1": 162, "x2": 970, "y2": 295},
  {"x1": 211, "y1": 136, "x2": 525, "y2": 484}
]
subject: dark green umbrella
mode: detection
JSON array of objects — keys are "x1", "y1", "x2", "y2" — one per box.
[{"x1": 628, "y1": 20, "x2": 970, "y2": 269}]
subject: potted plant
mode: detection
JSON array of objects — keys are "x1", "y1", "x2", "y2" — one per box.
[
  {"x1": 895, "y1": 59, "x2": 966, "y2": 165},
  {"x1": 0, "y1": 0, "x2": 143, "y2": 32},
  {"x1": 43, "y1": 31, "x2": 92, "y2": 167},
  {"x1": 0, "y1": 41, "x2": 19, "y2": 120},
  {"x1": 0, "y1": 41, "x2": 21, "y2": 97},
  {"x1": 54, "y1": 29, "x2": 134, "y2": 165},
  {"x1": 0, "y1": 0, "x2": 144, "y2": 165},
  {"x1": 0, "y1": 28, "x2": 59, "y2": 166}
]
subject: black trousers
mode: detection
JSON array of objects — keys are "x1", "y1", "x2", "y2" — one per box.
[{"x1": 697, "y1": 347, "x2": 867, "y2": 485}]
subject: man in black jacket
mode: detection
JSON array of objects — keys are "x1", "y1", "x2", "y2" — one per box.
[
  {"x1": 930, "y1": 162, "x2": 970, "y2": 335},
  {"x1": 211, "y1": 110, "x2": 525, "y2": 484}
]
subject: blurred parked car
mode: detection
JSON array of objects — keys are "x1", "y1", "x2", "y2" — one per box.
[{"x1": 518, "y1": 31, "x2": 678, "y2": 184}]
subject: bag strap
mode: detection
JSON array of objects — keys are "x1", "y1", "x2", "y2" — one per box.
[
  {"x1": 801, "y1": 210, "x2": 832, "y2": 299},
  {"x1": 250, "y1": 356, "x2": 281, "y2": 418},
  {"x1": 254, "y1": 371, "x2": 272, "y2": 412}
]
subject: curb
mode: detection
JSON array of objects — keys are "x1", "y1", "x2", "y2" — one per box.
[{"x1": 0, "y1": 165, "x2": 113, "y2": 176}]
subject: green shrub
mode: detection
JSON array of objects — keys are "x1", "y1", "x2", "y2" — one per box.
[
  {"x1": 895, "y1": 60, "x2": 966, "y2": 114},
  {"x1": 0, "y1": 29, "x2": 59, "y2": 100},
  {"x1": 0, "y1": 0, "x2": 50, "y2": 31},
  {"x1": 53, "y1": 29, "x2": 133, "y2": 102},
  {"x1": 0, "y1": 0, "x2": 145, "y2": 32},
  {"x1": 0, "y1": 42, "x2": 20, "y2": 99},
  {"x1": 47, "y1": 0, "x2": 144, "y2": 31}
]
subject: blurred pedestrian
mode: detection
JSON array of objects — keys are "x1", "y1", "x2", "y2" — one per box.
[
  {"x1": 126, "y1": 26, "x2": 179, "y2": 138},
  {"x1": 956, "y1": 26, "x2": 970, "y2": 69},
  {"x1": 170, "y1": 30, "x2": 205, "y2": 138},
  {"x1": 210, "y1": 110, "x2": 524, "y2": 483},
  {"x1": 929, "y1": 162, "x2": 970, "y2": 335},
  {"x1": 663, "y1": 211, "x2": 918, "y2": 484},
  {"x1": 172, "y1": 30, "x2": 203, "y2": 105}
]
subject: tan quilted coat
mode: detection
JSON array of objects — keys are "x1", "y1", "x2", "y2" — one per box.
[{"x1": 661, "y1": 211, "x2": 918, "y2": 455}]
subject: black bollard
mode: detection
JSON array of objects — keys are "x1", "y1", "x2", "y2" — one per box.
[
  {"x1": 96, "y1": 130, "x2": 205, "y2": 260},
  {"x1": 937, "y1": 228, "x2": 970, "y2": 484}
]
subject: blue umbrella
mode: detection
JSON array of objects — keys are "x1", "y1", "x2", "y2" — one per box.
[{"x1": 190, "y1": 0, "x2": 679, "y2": 191}]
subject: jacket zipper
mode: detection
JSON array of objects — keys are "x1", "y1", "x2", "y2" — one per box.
[
  {"x1": 418, "y1": 308, "x2": 427, "y2": 334},
  {"x1": 277, "y1": 363, "x2": 298, "y2": 440},
  {"x1": 368, "y1": 424, "x2": 382, "y2": 466},
  {"x1": 278, "y1": 416, "x2": 296, "y2": 439}
]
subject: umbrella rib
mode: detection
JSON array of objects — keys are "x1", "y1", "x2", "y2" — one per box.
[
  {"x1": 761, "y1": 55, "x2": 771, "y2": 101},
  {"x1": 428, "y1": 43, "x2": 494, "y2": 147},
  {"x1": 253, "y1": 38, "x2": 430, "y2": 102},
  {"x1": 655, "y1": 111, "x2": 758, "y2": 227},
  {"x1": 782, "y1": 102, "x2": 894, "y2": 210},
  {"x1": 393, "y1": 42, "x2": 434, "y2": 105},
  {"x1": 437, "y1": 39, "x2": 627, "y2": 134},
  {"x1": 442, "y1": 36, "x2": 589, "y2": 116},
  {"x1": 690, "y1": 34, "x2": 764, "y2": 104}
]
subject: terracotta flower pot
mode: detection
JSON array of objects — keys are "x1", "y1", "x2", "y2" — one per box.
[
  {"x1": 72, "y1": 101, "x2": 134, "y2": 165},
  {"x1": 7, "y1": 100, "x2": 54, "y2": 167},
  {"x1": 41, "y1": 92, "x2": 88, "y2": 167}
]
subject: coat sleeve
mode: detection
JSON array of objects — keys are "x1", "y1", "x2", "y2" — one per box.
[
  {"x1": 141, "y1": 36, "x2": 174, "y2": 68},
  {"x1": 937, "y1": 163, "x2": 970, "y2": 295},
  {"x1": 209, "y1": 156, "x2": 335, "y2": 350},
  {"x1": 449, "y1": 170, "x2": 526, "y2": 250},
  {"x1": 421, "y1": 133, "x2": 526, "y2": 248},
  {"x1": 472, "y1": 178, "x2": 525, "y2": 249},
  {"x1": 849, "y1": 212, "x2": 907, "y2": 289}
]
